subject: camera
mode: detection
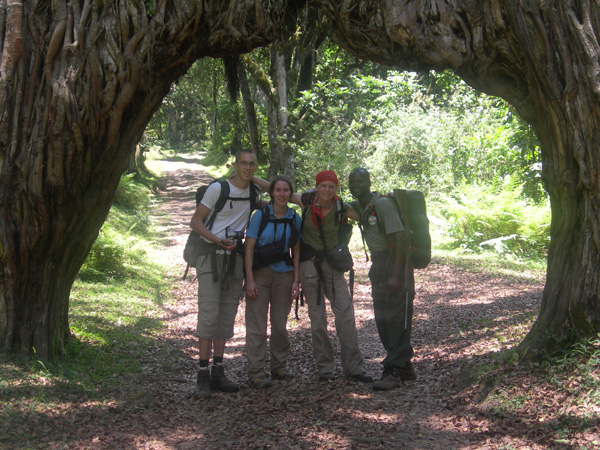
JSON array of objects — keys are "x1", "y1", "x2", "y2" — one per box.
[{"x1": 225, "y1": 227, "x2": 244, "y2": 241}]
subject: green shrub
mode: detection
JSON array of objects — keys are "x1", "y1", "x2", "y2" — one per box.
[
  {"x1": 81, "y1": 229, "x2": 127, "y2": 278},
  {"x1": 436, "y1": 178, "x2": 550, "y2": 259},
  {"x1": 78, "y1": 174, "x2": 155, "y2": 280}
]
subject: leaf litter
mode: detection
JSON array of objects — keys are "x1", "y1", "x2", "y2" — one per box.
[{"x1": 3, "y1": 165, "x2": 598, "y2": 450}]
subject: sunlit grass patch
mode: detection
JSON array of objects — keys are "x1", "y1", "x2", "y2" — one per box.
[{"x1": 432, "y1": 248, "x2": 546, "y2": 281}]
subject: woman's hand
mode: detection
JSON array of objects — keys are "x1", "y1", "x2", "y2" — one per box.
[{"x1": 246, "y1": 280, "x2": 258, "y2": 300}]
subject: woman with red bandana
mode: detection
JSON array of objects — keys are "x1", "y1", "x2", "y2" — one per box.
[{"x1": 294, "y1": 171, "x2": 372, "y2": 383}]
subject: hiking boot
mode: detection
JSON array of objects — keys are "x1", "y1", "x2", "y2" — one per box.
[
  {"x1": 373, "y1": 368, "x2": 401, "y2": 391},
  {"x1": 195, "y1": 369, "x2": 211, "y2": 399},
  {"x1": 397, "y1": 362, "x2": 417, "y2": 382},
  {"x1": 349, "y1": 372, "x2": 373, "y2": 383},
  {"x1": 249, "y1": 376, "x2": 272, "y2": 389},
  {"x1": 271, "y1": 369, "x2": 295, "y2": 380},
  {"x1": 318, "y1": 372, "x2": 335, "y2": 382},
  {"x1": 210, "y1": 364, "x2": 240, "y2": 393}
]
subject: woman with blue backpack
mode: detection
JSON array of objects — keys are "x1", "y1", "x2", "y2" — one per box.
[{"x1": 244, "y1": 175, "x2": 302, "y2": 388}]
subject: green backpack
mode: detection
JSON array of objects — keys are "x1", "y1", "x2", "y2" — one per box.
[{"x1": 360, "y1": 189, "x2": 431, "y2": 269}]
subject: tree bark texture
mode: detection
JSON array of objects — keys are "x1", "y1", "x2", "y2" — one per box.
[
  {"x1": 0, "y1": 0, "x2": 302, "y2": 359},
  {"x1": 1, "y1": 0, "x2": 599, "y2": 360},
  {"x1": 311, "y1": 0, "x2": 600, "y2": 354}
]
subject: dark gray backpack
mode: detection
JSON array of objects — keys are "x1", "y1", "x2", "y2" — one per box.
[{"x1": 182, "y1": 180, "x2": 259, "y2": 278}]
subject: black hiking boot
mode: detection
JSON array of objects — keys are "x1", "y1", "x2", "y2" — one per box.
[
  {"x1": 194, "y1": 369, "x2": 211, "y2": 399},
  {"x1": 397, "y1": 362, "x2": 417, "y2": 382},
  {"x1": 373, "y1": 368, "x2": 401, "y2": 391},
  {"x1": 210, "y1": 364, "x2": 240, "y2": 393}
]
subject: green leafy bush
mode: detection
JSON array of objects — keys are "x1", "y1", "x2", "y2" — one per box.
[{"x1": 436, "y1": 178, "x2": 550, "y2": 259}]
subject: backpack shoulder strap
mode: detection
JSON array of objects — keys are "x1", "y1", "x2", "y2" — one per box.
[
  {"x1": 214, "y1": 180, "x2": 230, "y2": 213},
  {"x1": 288, "y1": 208, "x2": 300, "y2": 247},
  {"x1": 205, "y1": 180, "x2": 230, "y2": 230},
  {"x1": 393, "y1": 189, "x2": 408, "y2": 223},
  {"x1": 257, "y1": 205, "x2": 297, "y2": 240},
  {"x1": 249, "y1": 182, "x2": 260, "y2": 211},
  {"x1": 335, "y1": 198, "x2": 345, "y2": 226},
  {"x1": 315, "y1": 214, "x2": 328, "y2": 251},
  {"x1": 373, "y1": 194, "x2": 390, "y2": 234},
  {"x1": 257, "y1": 205, "x2": 271, "y2": 239},
  {"x1": 300, "y1": 205, "x2": 309, "y2": 233}
]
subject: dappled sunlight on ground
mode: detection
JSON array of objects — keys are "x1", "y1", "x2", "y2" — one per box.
[{"x1": 10, "y1": 156, "x2": 598, "y2": 450}]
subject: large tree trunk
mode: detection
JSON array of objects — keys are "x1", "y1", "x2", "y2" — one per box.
[
  {"x1": 0, "y1": 0, "x2": 301, "y2": 360},
  {"x1": 312, "y1": 0, "x2": 600, "y2": 355},
  {"x1": 2, "y1": 0, "x2": 599, "y2": 361}
]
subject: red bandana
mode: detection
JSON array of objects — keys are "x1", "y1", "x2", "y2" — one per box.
[
  {"x1": 315, "y1": 170, "x2": 338, "y2": 186},
  {"x1": 310, "y1": 194, "x2": 339, "y2": 228}
]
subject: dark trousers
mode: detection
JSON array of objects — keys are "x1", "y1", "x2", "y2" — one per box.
[{"x1": 369, "y1": 251, "x2": 414, "y2": 369}]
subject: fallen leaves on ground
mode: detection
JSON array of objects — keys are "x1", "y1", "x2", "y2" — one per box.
[{"x1": 5, "y1": 164, "x2": 598, "y2": 450}]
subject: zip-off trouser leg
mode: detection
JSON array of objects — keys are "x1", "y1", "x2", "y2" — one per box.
[
  {"x1": 245, "y1": 267, "x2": 293, "y2": 378},
  {"x1": 372, "y1": 284, "x2": 414, "y2": 368},
  {"x1": 369, "y1": 251, "x2": 415, "y2": 369},
  {"x1": 300, "y1": 259, "x2": 364, "y2": 376},
  {"x1": 196, "y1": 253, "x2": 244, "y2": 340}
]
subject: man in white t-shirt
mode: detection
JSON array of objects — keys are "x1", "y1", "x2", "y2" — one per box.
[{"x1": 190, "y1": 149, "x2": 259, "y2": 399}]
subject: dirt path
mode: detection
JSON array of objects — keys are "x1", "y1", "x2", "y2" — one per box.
[{"x1": 72, "y1": 159, "x2": 548, "y2": 450}]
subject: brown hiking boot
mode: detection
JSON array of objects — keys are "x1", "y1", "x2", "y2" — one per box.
[
  {"x1": 210, "y1": 364, "x2": 240, "y2": 392},
  {"x1": 318, "y1": 372, "x2": 335, "y2": 382},
  {"x1": 373, "y1": 368, "x2": 401, "y2": 391},
  {"x1": 271, "y1": 369, "x2": 295, "y2": 380},
  {"x1": 249, "y1": 376, "x2": 272, "y2": 389},
  {"x1": 194, "y1": 369, "x2": 211, "y2": 399}
]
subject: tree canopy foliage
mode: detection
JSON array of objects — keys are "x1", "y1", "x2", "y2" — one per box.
[{"x1": 149, "y1": 43, "x2": 543, "y2": 200}]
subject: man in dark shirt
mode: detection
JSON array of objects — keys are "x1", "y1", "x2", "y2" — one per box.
[{"x1": 349, "y1": 168, "x2": 417, "y2": 390}]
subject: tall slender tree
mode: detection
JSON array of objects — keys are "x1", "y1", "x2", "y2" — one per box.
[{"x1": 235, "y1": 6, "x2": 327, "y2": 180}]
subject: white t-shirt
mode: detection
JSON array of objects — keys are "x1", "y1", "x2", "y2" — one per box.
[{"x1": 200, "y1": 181, "x2": 253, "y2": 241}]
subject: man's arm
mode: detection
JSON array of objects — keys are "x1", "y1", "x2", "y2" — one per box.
[
  {"x1": 190, "y1": 204, "x2": 237, "y2": 252},
  {"x1": 345, "y1": 202, "x2": 360, "y2": 222},
  {"x1": 250, "y1": 175, "x2": 269, "y2": 192},
  {"x1": 386, "y1": 229, "x2": 410, "y2": 293}
]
